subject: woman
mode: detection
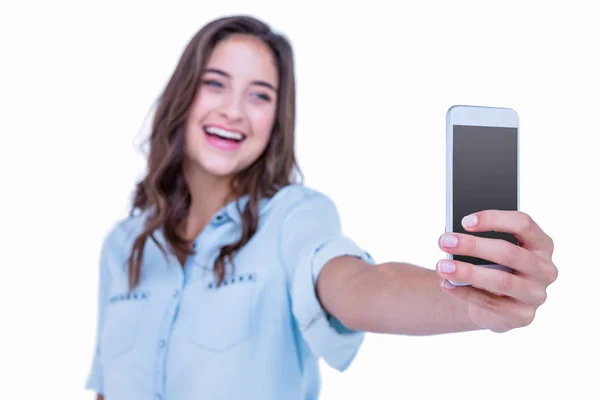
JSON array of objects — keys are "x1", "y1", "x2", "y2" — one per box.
[{"x1": 86, "y1": 15, "x2": 558, "y2": 400}]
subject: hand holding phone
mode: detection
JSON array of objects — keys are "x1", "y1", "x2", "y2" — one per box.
[{"x1": 436, "y1": 105, "x2": 558, "y2": 333}]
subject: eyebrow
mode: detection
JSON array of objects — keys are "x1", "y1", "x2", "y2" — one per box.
[{"x1": 204, "y1": 68, "x2": 277, "y2": 92}]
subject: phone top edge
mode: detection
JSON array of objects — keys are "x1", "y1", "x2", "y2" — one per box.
[
  {"x1": 447, "y1": 105, "x2": 519, "y2": 128},
  {"x1": 447, "y1": 104, "x2": 516, "y2": 111}
]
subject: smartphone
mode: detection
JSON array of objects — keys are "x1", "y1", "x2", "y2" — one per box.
[{"x1": 446, "y1": 105, "x2": 520, "y2": 286}]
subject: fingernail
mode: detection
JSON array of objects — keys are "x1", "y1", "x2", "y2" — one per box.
[
  {"x1": 441, "y1": 234, "x2": 458, "y2": 248},
  {"x1": 462, "y1": 214, "x2": 478, "y2": 228},
  {"x1": 441, "y1": 279, "x2": 456, "y2": 289},
  {"x1": 437, "y1": 260, "x2": 456, "y2": 273}
]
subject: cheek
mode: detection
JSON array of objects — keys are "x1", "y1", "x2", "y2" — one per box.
[
  {"x1": 249, "y1": 107, "x2": 277, "y2": 144},
  {"x1": 189, "y1": 94, "x2": 215, "y2": 121},
  {"x1": 184, "y1": 102, "x2": 211, "y2": 155},
  {"x1": 185, "y1": 93, "x2": 217, "y2": 141}
]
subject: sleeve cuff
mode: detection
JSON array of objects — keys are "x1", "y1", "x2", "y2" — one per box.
[
  {"x1": 291, "y1": 235, "x2": 375, "y2": 371},
  {"x1": 85, "y1": 350, "x2": 103, "y2": 393}
]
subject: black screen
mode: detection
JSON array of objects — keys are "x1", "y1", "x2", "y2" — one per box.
[{"x1": 453, "y1": 125, "x2": 518, "y2": 265}]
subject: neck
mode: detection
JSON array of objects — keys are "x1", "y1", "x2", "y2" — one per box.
[{"x1": 182, "y1": 162, "x2": 235, "y2": 241}]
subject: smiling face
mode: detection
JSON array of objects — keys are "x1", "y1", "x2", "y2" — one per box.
[{"x1": 183, "y1": 34, "x2": 279, "y2": 181}]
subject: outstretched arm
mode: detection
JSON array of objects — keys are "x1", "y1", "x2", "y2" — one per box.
[{"x1": 317, "y1": 257, "x2": 478, "y2": 335}]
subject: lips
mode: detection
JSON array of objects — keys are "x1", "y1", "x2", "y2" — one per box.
[
  {"x1": 203, "y1": 125, "x2": 246, "y2": 150},
  {"x1": 204, "y1": 126, "x2": 246, "y2": 142}
]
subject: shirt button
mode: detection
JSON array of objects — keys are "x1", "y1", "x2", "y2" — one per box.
[
  {"x1": 212, "y1": 214, "x2": 226, "y2": 226},
  {"x1": 158, "y1": 339, "x2": 166, "y2": 348},
  {"x1": 155, "y1": 395, "x2": 162, "y2": 400},
  {"x1": 173, "y1": 289, "x2": 180, "y2": 297}
]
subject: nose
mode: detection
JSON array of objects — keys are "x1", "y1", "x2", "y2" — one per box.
[{"x1": 218, "y1": 93, "x2": 244, "y2": 122}]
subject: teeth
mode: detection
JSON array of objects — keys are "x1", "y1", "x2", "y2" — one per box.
[{"x1": 205, "y1": 126, "x2": 245, "y2": 141}]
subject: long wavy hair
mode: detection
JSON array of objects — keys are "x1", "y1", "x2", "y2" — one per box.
[{"x1": 127, "y1": 15, "x2": 300, "y2": 290}]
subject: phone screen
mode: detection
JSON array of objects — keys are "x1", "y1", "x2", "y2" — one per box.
[{"x1": 453, "y1": 124, "x2": 518, "y2": 265}]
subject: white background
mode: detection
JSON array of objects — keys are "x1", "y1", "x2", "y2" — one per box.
[{"x1": 1, "y1": 0, "x2": 598, "y2": 399}]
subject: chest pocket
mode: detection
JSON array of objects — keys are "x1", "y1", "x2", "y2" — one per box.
[
  {"x1": 189, "y1": 273, "x2": 258, "y2": 353},
  {"x1": 100, "y1": 291, "x2": 147, "y2": 363}
]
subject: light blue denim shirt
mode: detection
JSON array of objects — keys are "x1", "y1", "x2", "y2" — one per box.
[{"x1": 85, "y1": 184, "x2": 375, "y2": 400}]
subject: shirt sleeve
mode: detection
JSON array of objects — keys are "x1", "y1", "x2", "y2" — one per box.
[
  {"x1": 279, "y1": 190, "x2": 375, "y2": 372},
  {"x1": 85, "y1": 231, "x2": 116, "y2": 394}
]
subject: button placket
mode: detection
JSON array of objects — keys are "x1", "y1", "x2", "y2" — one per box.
[{"x1": 154, "y1": 266, "x2": 185, "y2": 398}]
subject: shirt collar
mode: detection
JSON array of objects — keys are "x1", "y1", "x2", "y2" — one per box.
[
  {"x1": 145, "y1": 193, "x2": 274, "y2": 248},
  {"x1": 213, "y1": 194, "x2": 271, "y2": 226}
]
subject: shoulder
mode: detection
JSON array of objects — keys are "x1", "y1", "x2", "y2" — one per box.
[
  {"x1": 266, "y1": 184, "x2": 339, "y2": 220},
  {"x1": 100, "y1": 211, "x2": 149, "y2": 261},
  {"x1": 262, "y1": 184, "x2": 342, "y2": 236}
]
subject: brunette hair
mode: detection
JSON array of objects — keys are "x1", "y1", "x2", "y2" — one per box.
[{"x1": 127, "y1": 15, "x2": 299, "y2": 289}]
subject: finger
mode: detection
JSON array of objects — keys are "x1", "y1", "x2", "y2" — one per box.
[
  {"x1": 439, "y1": 231, "x2": 542, "y2": 278},
  {"x1": 439, "y1": 279, "x2": 537, "y2": 331},
  {"x1": 436, "y1": 259, "x2": 548, "y2": 306},
  {"x1": 461, "y1": 210, "x2": 554, "y2": 257}
]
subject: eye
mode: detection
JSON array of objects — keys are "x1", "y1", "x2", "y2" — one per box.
[
  {"x1": 252, "y1": 92, "x2": 272, "y2": 102},
  {"x1": 202, "y1": 79, "x2": 224, "y2": 88}
]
